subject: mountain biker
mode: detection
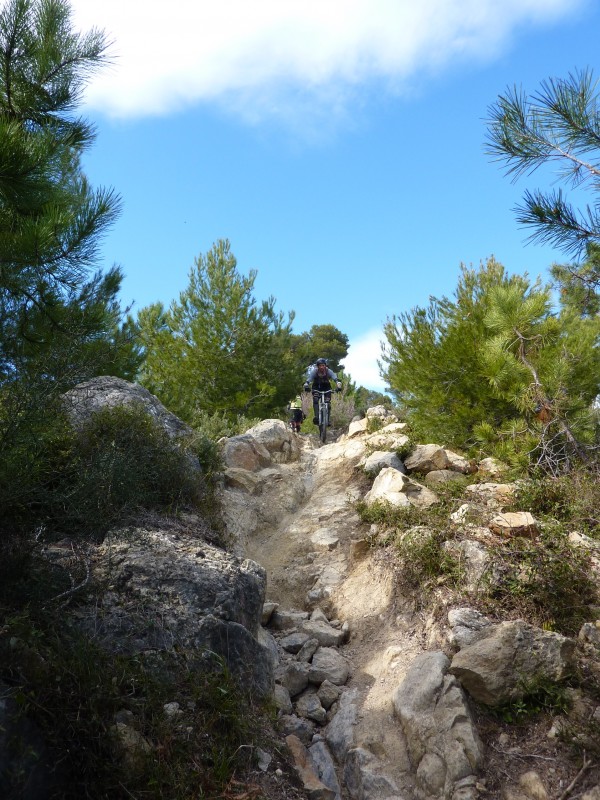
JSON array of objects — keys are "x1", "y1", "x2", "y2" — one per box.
[
  {"x1": 303, "y1": 358, "x2": 342, "y2": 426},
  {"x1": 287, "y1": 395, "x2": 306, "y2": 433}
]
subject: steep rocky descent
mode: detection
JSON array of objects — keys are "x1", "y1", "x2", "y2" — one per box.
[
  {"x1": 218, "y1": 416, "x2": 600, "y2": 800},
  {"x1": 219, "y1": 419, "x2": 463, "y2": 799}
]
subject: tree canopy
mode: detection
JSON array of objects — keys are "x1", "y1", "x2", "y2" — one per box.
[
  {"x1": 137, "y1": 239, "x2": 302, "y2": 422},
  {"x1": 486, "y1": 68, "x2": 600, "y2": 287},
  {"x1": 0, "y1": 0, "x2": 138, "y2": 538},
  {"x1": 382, "y1": 257, "x2": 599, "y2": 472},
  {"x1": 0, "y1": 0, "x2": 135, "y2": 390},
  {"x1": 292, "y1": 324, "x2": 349, "y2": 374}
]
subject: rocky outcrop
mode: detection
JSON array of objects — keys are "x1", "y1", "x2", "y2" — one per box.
[
  {"x1": 74, "y1": 527, "x2": 274, "y2": 699},
  {"x1": 393, "y1": 651, "x2": 483, "y2": 800},
  {"x1": 63, "y1": 376, "x2": 192, "y2": 440}
]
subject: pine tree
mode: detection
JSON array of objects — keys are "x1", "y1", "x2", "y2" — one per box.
[
  {"x1": 0, "y1": 0, "x2": 129, "y2": 388},
  {"x1": 487, "y1": 68, "x2": 600, "y2": 285},
  {"x1": 138, "y1": 239, "x2": 301, "y2": 422}
]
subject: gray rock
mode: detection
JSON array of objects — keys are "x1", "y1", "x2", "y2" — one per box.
[
  {"x1": 404, "y1": 444, "x2": 450, "y2": 473},
  {"x1": 363, "y1": 451, "x2": 407, "y2": 477},
  {"x1": 393, "y1": 651, "x2": 483, "y2": 799},
  {"x1": 448, "y1": 608, "x2": 492, "y2": 649},
  {"x1": 296, "y1": 690, "x2": 327, "y2": 725},
  {"x1": 220, "y1": 433, "x2": 272, "y2": 471},
  {"x1": 63, "y1": 376, "x2": 191, "y2": 441},
  {"x1": 317, "y1": 680, "x2": 342, "y2": 710},
  {"x1": 297, "y1": 638, "x2": 320, "y2": 663},
  {"x1": 280, "y1": 631, "x2": 312, "y2": 654},
  {"x1": 301, "y1": 620, "x2": 347, "y2": 648},
  {"x1": 309, "y1": 648, "x2": 350, "y2": 686},
  {"x1": 309, "y1": 740, "x2": 342, "y2": 800},
  {"x1": 278, "y1": 715, "x2": 315, "y2": 746},
  {"x1": 343, "y1": 747, "x2": 400, "y2": 800},
  {"x1": 277, "y1": 661, "x2": 311, "y2": 698},
  {"x1": 75, "y1": 529, "x2": 273, "y2": 698},
  {"x1": 450, "y1": 620, "x2": 576, "y2": 706},
  {"x1": 274, "y1": 684, "x2": 293, "y2": 714},
  {"x1": 325, "y1": 689, "x2": 359, "y2": 764},
  {"x1": 425, "y1": 469, "x2": 466, "y2": 486},
  {"x1": 243, "y1": 419, "x2": 301, "y2": 464},
  {"x1": 270, "y1": 609, "x2": 311, "y2": 630}
]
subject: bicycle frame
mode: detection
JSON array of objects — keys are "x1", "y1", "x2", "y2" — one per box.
[{"x1": 314, "y1": 389, "x2": 332, "y2": 443}]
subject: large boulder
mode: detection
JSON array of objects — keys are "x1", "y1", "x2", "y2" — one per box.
[
  {"x1": 74, "y1": 527, "x2": 274, "y2": 699},
  {"x1": 393, "y1": 651, "x2": 483, "y2": 799},
  {"x1": 244, "y1": 419, "x2": 301, "y2": 463},
  {"x1": 63, "y1": 376, "x2": 191, "y2": 440},
  {"x1": 364, "y1": 467, "x2": 439, "y2": 508},
  {"x1": 450, "y1": 620, "x2": 576, "y2": 706}
]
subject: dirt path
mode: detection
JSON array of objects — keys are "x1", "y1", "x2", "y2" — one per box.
[{"x1": 243, "y1": 432, "x2": 431, "y2": 797}]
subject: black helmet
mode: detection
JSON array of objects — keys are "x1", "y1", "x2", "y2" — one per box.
[{"x1": 316, "y1": 357, "x2": 327, "y2": 365}]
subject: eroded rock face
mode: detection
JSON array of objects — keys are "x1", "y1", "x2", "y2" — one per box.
[
  {"x1": 393, "y1": 651, "x2": 483, "y2": 799},
  {"x1": 75, "y1": 528, "x2": 274, "y2": 698}
]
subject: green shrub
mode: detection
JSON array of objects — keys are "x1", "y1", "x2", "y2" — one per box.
[
  {"x1": 510, "y1": 469, "x2": 600, "y2": 536},
  {"x1": 191, "y1": 408, "x2": 261, "y2": 441},
  {"x1": 0, "y1": 609, "x2": 264, "y2": 799},
  {"x1": 481, "y1": 528, "x2": 596, "y2": 635},
  {"x1": 491, "y1": 676, "x2": 571, "y2": 724}
]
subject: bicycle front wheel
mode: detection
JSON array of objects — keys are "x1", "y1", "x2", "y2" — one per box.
[{"x1": 319, "y1": 404, "x2": 328, "y2": 443}]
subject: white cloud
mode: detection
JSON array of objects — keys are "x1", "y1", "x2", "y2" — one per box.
[
  {"x1": 341, "y1": 328, "x2": 387, "y2": 392},
  {"x1": 70, "y1": 0, "x2": 581, "y2": 122}
]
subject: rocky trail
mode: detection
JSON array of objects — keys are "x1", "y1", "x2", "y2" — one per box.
[
  {"x1": 217, "y1": 413, "x2": 600, "y2": 800},
  {"x1": 243, "y1": 432, "x2": 423, "y2": 797}
]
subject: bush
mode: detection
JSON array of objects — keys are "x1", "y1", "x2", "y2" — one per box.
[
  {"x1": 480, "y1": 528, "x2": 596, "y2": 635},
  {"x1": 0, "y1": 609, "x2": 264, "y2": 799},
  {"x1": 0, "y1": 404, "x2": 208, "y2": 545}
]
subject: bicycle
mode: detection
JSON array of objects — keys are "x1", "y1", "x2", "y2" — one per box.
[{"x1": 314, "y1": 389, "x2": 332, "y2": 444}]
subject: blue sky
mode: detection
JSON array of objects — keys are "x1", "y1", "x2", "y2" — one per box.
[{"x1": 72, "y1": 0, "x2": 599, "y2": 391}]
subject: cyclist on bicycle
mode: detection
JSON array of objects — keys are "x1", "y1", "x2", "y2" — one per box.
[
  {"x1": 303, "y1": 358, "x2": 342, "y2": 426},
  {"x1": 287, "y1": 395, "x2": 306, "y2": 433}
]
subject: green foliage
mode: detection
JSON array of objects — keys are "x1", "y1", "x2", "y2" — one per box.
[
  {"x1": 510, "y1": 471, "x2": 600, "y2": 536},
  {"x1": 0, "y1": 0, "x2": 132, "y2": 388},
  {"x1": 481, "y1": 528, "x2": 595, "y2": 635},
  {"x1": 492, "y1": 678, "x2": 571, "y2": 724},
  {"x1": 191, "y1": 408, "x2": 261, "y2": 442},
  {"x1": 292, "y1": 323, "x2": 349, "y2": 374},
  {"x1": 382, "y1": 257, "x2": 599, "y2": 473},
  {"x1": 487, "y1": 68, "x2": 600, "y2": 267},
  {"x1": 137, "y1": 239, "x2": 302, "y2": 422},
  {"x1": 0, "y1": 609, "x2": 263, "y2": 799},
  {"x1": 396, "y1": 526, "x2": 461, "y2": 590},
  {"x1": 0, "y1": 405, "x2": 207, "y2": 550},
  {"x1": 382, "y1": 258, "x2": 519, "y2": 449}
]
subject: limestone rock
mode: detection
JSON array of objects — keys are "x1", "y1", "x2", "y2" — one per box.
[
  {"x1": 220, "y1": 433, "x2": 272, "y2": 471},
  {"x1": 448, "y1": 608, "x2": 493, "y2": 649},
  {"x1": 309, "y1": 647, "x2": 350, "y2": 686},
  {"x1": 244, "y1": 419, "x2": 301, "y2": 464},
  {"x1": 74, "y1": 529, "x2": 274, "y2": 698},
  {"x1": 464, "y1": 482, "x2": 516, "y2": 506},
  {"x1": 348, "y1": 418, "x2": 368, "y2": 438},
  {"x1": 365, "y1": 467, "x2": 439, "y2": 508},
  {"x1": 450, "y1": 620, "x2": 576, "y2": 706},
  {"x1": 425, "y1": 469, "x2": 467, "y2": 486},
  {"x1": 362, "y1": 450, "x2": 407, "y2": 477},
  {"x1": 393, "y1": 651, "x2": 483, "y2": 799},
  {"x1": 404, "y1": 444, "x2": 450, "y2": 473},
  {"x1": 488, "y1": 512, "x2": 538, "y2": 538},
  {"x1": 63, "y1": 376, "x2": 191, "y2": 441},
  {"x1": 286, "y1": 734, "x2": 336, "y2": 800}
]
